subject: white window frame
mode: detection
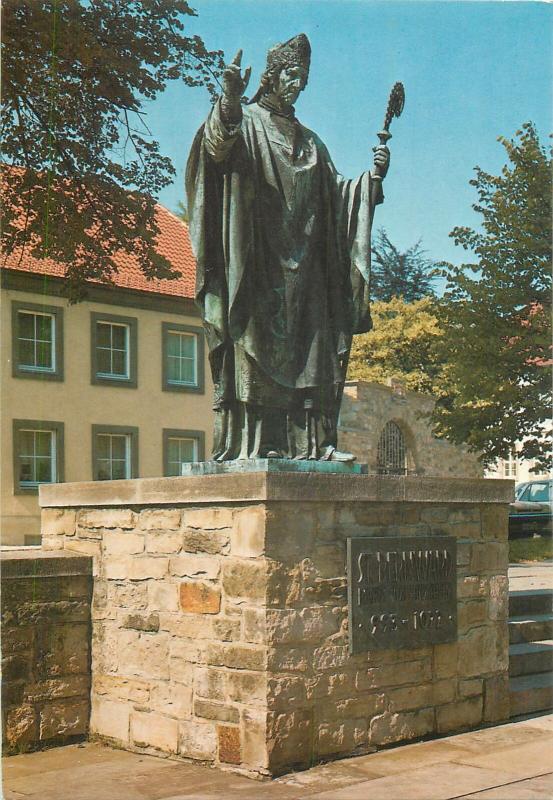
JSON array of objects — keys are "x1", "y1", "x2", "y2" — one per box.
[
  {"x1": 95, "y1": 321, "x2": 130, "y2": 380},
  {"x1": 502, "y1": 451, "x2": 518, "y2": 479},
  {"x1": 95, "y1": 433, "x2": 131, "y2": 480},
  {"x1": 167, "y1": 436, "x2": 198, "y2": 476},
  {"x1": 166, "y1": 329, "x2": 198, "y2": 387},
  {"x1": 17, "y1": 310, "x2": 56, "y2": 373},
  {"x1": 17, "y1": 428, "x2": 57, "y2": 487}
]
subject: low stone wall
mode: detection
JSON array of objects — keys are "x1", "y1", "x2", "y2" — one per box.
[
  {"x1": 40, "y1": 472, "x2": 512, "y2": 777},
  {"x1": 1, "y1": 549, "x2": 92, "y2": 754}
]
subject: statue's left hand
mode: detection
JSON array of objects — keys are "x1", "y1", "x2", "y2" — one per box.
[{"x1": 373, "y1": 145, "x2": 390, "y2": 179}]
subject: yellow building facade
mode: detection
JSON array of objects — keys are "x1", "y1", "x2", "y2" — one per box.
[{"x1": 1, "y1": 210, "x2": 213, "y2": 545}]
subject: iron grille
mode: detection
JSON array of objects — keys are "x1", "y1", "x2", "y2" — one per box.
[{"x1": 377, "y1": 421, "x2": 407, "y2": 475}]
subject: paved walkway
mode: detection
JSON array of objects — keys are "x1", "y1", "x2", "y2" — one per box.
[
  {"x1": 3, "y1": 713, "x2": 553, "y2": 800},
  {"x1": 508, "y1": 560, "x2": 553, "y2": 592}
]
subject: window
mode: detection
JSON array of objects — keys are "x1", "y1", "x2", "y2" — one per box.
[
  {"x1": 13, "y1": 420, "x2": 64, "y2": 494},
  {"x1": 527, "y1": 482, "x2": 550, "y2": 503},
  {"x1": 92, "y1": 425, "x2": 138, "y2": 480},
  {"x1": 502, "y1": 451, "x2": 518, "y2": 479},
  {"x1": 12, "y1": 302, "x2": 64, "y2": 381},
  {"x1": 377, "y1": 421, "x2": 407, "y2": 475},
  {"x1": 163, "y1": 429, "x2": 205, "y2": 476},
  {"x1": 91, "y1": 313, "x2": 137, "y2": 387},
  {"x1": 162, "y1": 323, "x2": 204, "y2": 393}
]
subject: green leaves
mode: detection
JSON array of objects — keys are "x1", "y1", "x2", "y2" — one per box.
[
  {"x1": 371, "y1": 229, "x2": 437, "y2": 303},
  {"x1": 432, "y1": 123, "x2": 552, "y2": 471},
  {"x1": 1, "y1": 0, "x2": 223, "y2": 297}
]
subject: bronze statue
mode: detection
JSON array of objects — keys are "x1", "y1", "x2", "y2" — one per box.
[{"x1": 186, "y1": 34, "x2": 396, "y2": 462}]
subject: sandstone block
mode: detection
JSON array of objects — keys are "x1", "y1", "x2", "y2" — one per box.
[
  {"x1": 218, "y1": 724, "x2": 241, "y2": 764},
  {"x1": 182, "y1": 529, "x2": 230, "y2": 555},
  {"x1": 148, "y1": 581, "x2": 179, "y2": 612},
  {"x1": 150, "y1": 682, "x2": 192, "y2": 719},
  {"x1": 120, "y1": 632, "x2": 170, "y2": 681},
  {"x1": 39, "y1": 699, "x2": 88, "y2": 740},
  {"x1": 241, "y1": 708, "x2": 268, "y2": 769},
  {"x1": 195, "y1": 667, "x2": 226, "y2": 702},
  {"x1": 369, "y1": 708, "x2": 434, "y2": 746},
  {"x1": 356, "y1": 659, "x2": 431, "y2": 691},
  {"x1": 226, "y1": 671, "x2": 267, "y2": 704},
  {"x1": 458, "y1": 576, "x2": 488, "y2": 599},
  {"x1": 449, "y1": 506, "x2": 481, "y2": 524},
  {"x1": 436, "y1": 696, "x2": 482, "y2": 733},
  {"x1": 91, "y1": 696, "x2": 130, "y2": 742},
  {"x1": 93, "y1": 675, "x2": 149, "y2": 704},
  {"x1": 458, "y1": 626, "x2": 499, "y2": 677},
  {"x1": 179, "y1": 719, "x2": 217, "y2": 760},
  {"x1": 131, "y1": 710, "x2": 178, "y2": 752},
  {"x1": 231, "y1": 507, "x2": 266, "y2": 558},
  {"x1": 459, "y1": 678, "x2": 482, "y2": 698},
  {"x1": 458, "y1": 600, "x2": 487, "y2": 631},
  {"x1": 170, "y1": 554, "x2": 220, "y2": 580},
  {"x1": 433, "y1": 643, "x2": 458, "y2": 679},
  {"x1": 317, "y1": 719, "x2": 367, "y2": 758},
  {"x1": 145, "y1": 532, "x2": 182, "y2": 554},
  {"x1": 318, "y1": 694, "x2": 385, "y2": 722},
  {"x1": 108, "y1": 580, "x2": 148, "y2": 609},
  {"x1": 129, "y1": 557, "x2": 169, "y2": 581},
  {"x1": 432, "y1": 679, "x2": 456, "y2": 705},
  {"x1": 24, "y1": 675, "x2": 90, "y2": 702},
  {"x1": 103, "y1": 532, "x2": 144, "y2": 556},
  {"x1": 104, "y1": 557, "x2": 129, "y2": 580},
  {"x1": 180, "y1": 582, "x2": 221, "y2": 614},
  {"x1": 481, "y1": 505, "x2": 509, "y2": 540},
  {"x1": 266, "y1": 607, "x2": 339, "y2": 645},
  {"x1": 207, "y1": 643, "x2": 266, "y2": 671},
  {"x1": 37, "y1": 623, "x2": 89, "y2": 676},
  {"x1": 483, "y1": 674, "x2": 510, "y2": 723},
  {"x1": 388, "y1": 683, "x2": 433, "y2": 713},
  {"x1": 222, "y1": 560, "x2": 266, "y2": 600},
  {"x1": 184, "y1": 507, "x2": 234, "y2": 530},
  {"x1": 267, "y1": 645, "x2": 312, "y2": 673},
  {"x1": 78, "y1": 509, "x2": 137, "y2": 529},
  {"x1": 122, "y1": 612, "x2": 160, "y2": 632},
  {"x1": 212, "y1": 616, "x2": 241, "y2": 641},
  {"x1": 139, "y1": 508, "x2": 182, "y2": 530},
  {"x1": 266, "y1": 710, "x2": 313, "y2": 771},
  {"x1": 195, "y1": 699, "x2": 239, "y2": 724},
  {"x1": 470, "y1": 542, "x2": 507, "y2": 573},
  {"x1": 42, "y1": 508, "x2": 77, "y2": 538},
  {"x1": 488, "y1": 574, "x2": 509, "y2": 621},
  {"x1": 64, "y1": 539, "x2": 101, "y2": 565},
  {"x1": 243, "y1": 607, "x2": 266, "y2": 644},
  {"x1": 312, "y1": 644, "x2": 351, "y2": 672},
  {"x1": 5, "y1": 704, "x2": 37, "y2": 751},
  {"x1": 268, "y1": 675, "x2": 307, "y2": 708}
]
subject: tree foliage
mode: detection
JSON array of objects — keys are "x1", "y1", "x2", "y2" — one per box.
[
  {"x1": 348, "y1": 297, "x2": 444, "y2": 394},
  {"x1": 2, "y1": 0, "x2": 222, "y2": 298},
  {"x1": 431, "y1": 123, "x2": 552, "y2": 470},
  {"x1": 371, "y1": 228, "x2": 437, "y2": 302}
]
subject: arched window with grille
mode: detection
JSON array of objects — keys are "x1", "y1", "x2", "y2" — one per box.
[{"x1": 377, "y1": 421, "x2": 407, "y2": 475}]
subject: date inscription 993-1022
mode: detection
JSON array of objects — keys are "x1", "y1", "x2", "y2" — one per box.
[{"x1": 347, "y1": 536, "x2": 457, "y2": 654}]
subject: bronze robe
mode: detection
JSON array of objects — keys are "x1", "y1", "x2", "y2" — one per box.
[{"x1": 186, "y1": 98, "x2": 382, "y2": 459}]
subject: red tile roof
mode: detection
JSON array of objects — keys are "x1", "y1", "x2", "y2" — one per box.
[{"x1": 2, "y1": 204, "x2": 196, "y2": 299}]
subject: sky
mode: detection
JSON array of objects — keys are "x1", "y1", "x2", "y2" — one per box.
[{"x1": 146, "y1": 0, "x2": 551, "y2": 278}]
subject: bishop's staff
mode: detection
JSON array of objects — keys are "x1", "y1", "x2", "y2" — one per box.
[
  {"x1": 371, "y1": 81, "x2": 405, "y2": 201},
  {"x1": 332, "y1": 82, "x2": 406, "y2": 443}
]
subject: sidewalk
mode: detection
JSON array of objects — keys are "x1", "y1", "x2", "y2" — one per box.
[
  {"x1": 508, "y1": 560, "x2": 553, "y2": 592},
  {"x1": 3, "y1": 713, "x2": 553, "y2": 800}
]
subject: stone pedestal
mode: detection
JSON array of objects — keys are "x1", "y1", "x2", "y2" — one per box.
[{"x1": 40, "y1": 468, "x2": 513, "y2": 777}]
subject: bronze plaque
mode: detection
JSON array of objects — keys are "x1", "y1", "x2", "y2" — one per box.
[{"x1": 347, "y1": 536, "x2": 457, "y2": 654}]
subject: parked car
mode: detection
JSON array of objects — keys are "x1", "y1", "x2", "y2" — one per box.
[{"x1": 509, "y1": 479, "x2": 553, "y2": 539}]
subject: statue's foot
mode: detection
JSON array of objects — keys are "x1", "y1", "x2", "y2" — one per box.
[
  {"x1": 266, "y1": 450, "x2": 283, "y2": 459},
  {"x1": 320, "y1": 446, "x2": 356, "y2": 463}
]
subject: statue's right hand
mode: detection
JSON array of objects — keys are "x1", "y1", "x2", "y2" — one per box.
[{"x1": 222, "y1": 49, "x2": 252, "y2": 100}]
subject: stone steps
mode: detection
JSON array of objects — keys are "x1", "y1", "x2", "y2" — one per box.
[
  {"x1": 508, "y1": 613, "x2": 553, "y2": 645},
  {"x1": 509, "y1": 590, "x2": 553, "y2": 617},
  {"x1": 508, "y1": 589, "x2": 553, "y2": 717},
  {"x1": 509, "y1": 640, "x2": 553, "y2": 677},
  {"x1": 509, "y1": 672, "x2": 553, "y2": 717}
]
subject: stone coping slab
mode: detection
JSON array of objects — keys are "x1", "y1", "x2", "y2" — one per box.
[
  {"x1": 179, "y1": 458, "x2": 364, "y2": 475},
  {"x1": 1, "y1": 548, "x2": 92, "y2": 578},
  {"x1": 39, "y1": 471, "x2": 514, "y2": 508}
]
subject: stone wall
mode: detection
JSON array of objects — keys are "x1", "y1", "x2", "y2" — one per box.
[
  {"x1": 40, "y1": 471, "x2": 512, "y2": 777},
  {"x1": 339, "y1": 380, "x2": 482, "y2": 477},
  {"x1": 1, "y1": 549, "x2": 92, "y2": 754}
]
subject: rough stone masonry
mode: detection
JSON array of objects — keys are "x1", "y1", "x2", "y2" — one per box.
[{"x1": 39, "y1": 470, "x2": 512, "y2": 777}]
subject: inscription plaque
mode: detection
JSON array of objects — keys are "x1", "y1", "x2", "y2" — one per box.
[{"x1": 347, "y1": 536, "x2": 457, "y2": 654}]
